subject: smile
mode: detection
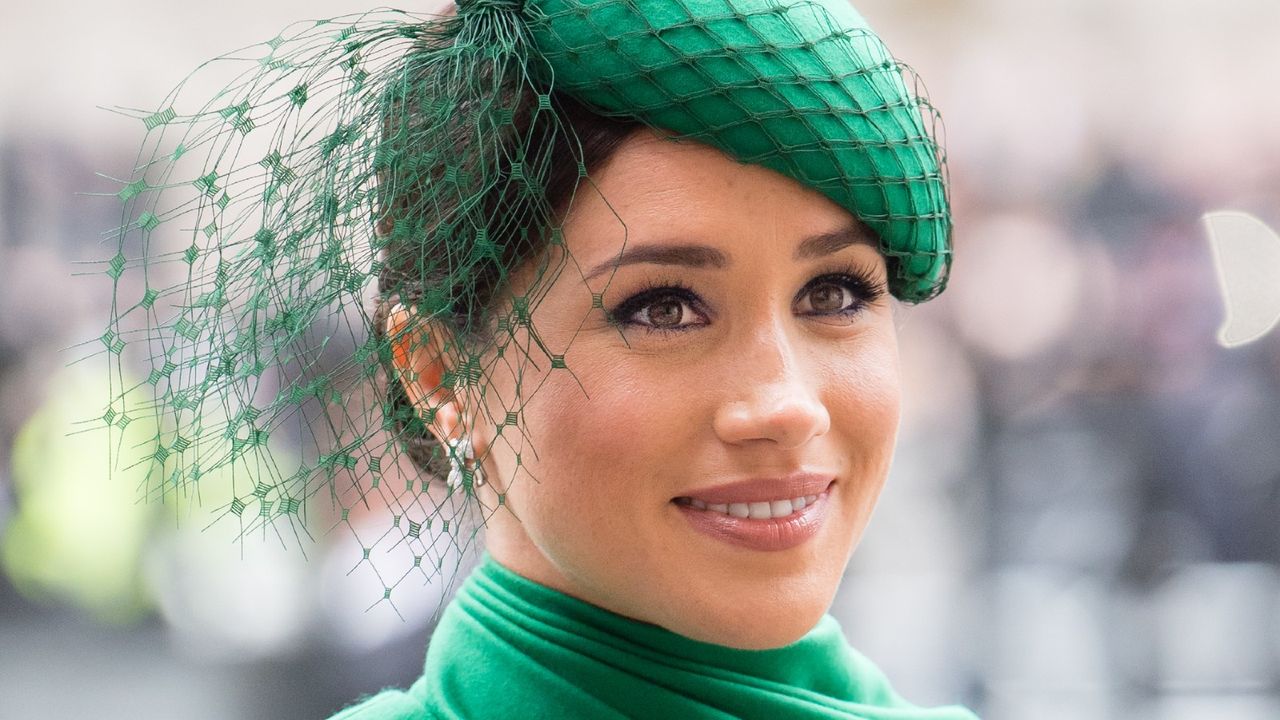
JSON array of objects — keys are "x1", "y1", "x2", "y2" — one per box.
[
  {"x1": 671, "y1": 480, "x2": 835, "y2": 552},
  {"x1": 673, "y1": 493, "x2": 821, "y2": 520}
]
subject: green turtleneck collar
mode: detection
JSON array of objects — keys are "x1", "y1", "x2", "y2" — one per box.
[{"x1": 330, "y1": 552, "x2": 981, "y2": 719}]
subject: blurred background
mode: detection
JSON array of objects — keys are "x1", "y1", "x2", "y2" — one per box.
[{"x1": 2, "y1": 0, "x2": 1278, "y2": 718}]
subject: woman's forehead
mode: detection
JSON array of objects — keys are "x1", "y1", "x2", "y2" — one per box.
[{"x1": 564, "y1": 130, "x2": 861, "y2": 253}]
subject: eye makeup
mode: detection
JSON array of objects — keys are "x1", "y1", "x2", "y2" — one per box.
[{"x1": 605, "y1": 259, "x2": 888, "y2": 337}]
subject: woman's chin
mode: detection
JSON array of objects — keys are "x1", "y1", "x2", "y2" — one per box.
[
  {"x1": 640, "y1": 542, "x2": 848, "y2": 649},
  {"x1": 658, "y1": 595, "x2": 831, "y2": 650},
  {"x1": 657, "y1": 539, "x2": 854, "y2": 647}
]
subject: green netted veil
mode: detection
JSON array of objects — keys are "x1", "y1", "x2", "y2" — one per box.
[{"x1": 88, "y1": 0, "x2": 949, "y2": 614}]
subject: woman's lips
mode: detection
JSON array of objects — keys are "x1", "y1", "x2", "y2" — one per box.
[
  {"x1": 672, "y1": 481, "x2": 834, "y2": 552},
  {"x1": 673, "y1": 473, "x2": 835, "y2": 505}
]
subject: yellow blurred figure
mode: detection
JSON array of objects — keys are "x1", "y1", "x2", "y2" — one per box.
[{"x1": 2, "y1": 360, "x2": 156, "y2": 623}]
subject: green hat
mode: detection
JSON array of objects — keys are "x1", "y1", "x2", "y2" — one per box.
[
  {"x1": 529, "y1": 0, "x2": 949, "y2": 299},
  {"x1": 91, "y1": 0, "x2": 950, "y2": 609}
]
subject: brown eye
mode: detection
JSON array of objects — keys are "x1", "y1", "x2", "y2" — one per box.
[
  {"x1": 645, "y1": 299, "x2": 686, "y2": 328},
  {"x1": 606, "y1": 280, "x2": 705, "y2": 336},
  {"x1": 806, "y1": 282, "x2": 849, "y2": 314}
]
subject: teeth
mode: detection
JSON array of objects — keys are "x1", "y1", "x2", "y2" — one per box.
[{"x1": 681, "y1": 492, "x2": 820, "y2": 520}]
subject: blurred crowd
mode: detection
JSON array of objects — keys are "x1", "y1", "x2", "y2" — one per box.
[{"x1": 2, "y1": 0, "x2": 1278, "y2": 718}]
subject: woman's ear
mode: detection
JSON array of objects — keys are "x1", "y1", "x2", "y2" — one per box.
[{"x1": 384, "y1": 304, "x2": 466, "y2": 448}]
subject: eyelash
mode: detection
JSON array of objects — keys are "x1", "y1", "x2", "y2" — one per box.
[{"x1": 606, "y1": 261, "x2": 888, "y2": 337}]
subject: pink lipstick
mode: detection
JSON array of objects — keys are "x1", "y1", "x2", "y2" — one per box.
[{"x1": 671, "y1": 474, "x2": 835, "y2": 552}]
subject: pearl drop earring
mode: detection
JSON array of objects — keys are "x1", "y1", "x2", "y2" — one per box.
[{"x1": 446, "y1": 435, "x2": 485, "y2": 491}]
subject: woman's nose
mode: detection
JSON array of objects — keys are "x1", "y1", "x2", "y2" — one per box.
[{"x1": 711, "y1": 321, "x2": 830, "y2": 449}]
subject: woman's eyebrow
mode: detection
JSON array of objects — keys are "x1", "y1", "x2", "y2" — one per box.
[{"x1": 583, "y1": 222, "x2": 875, "y2": 282}]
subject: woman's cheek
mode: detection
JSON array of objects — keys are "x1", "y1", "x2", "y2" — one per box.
[
  {"x1": 825, "y1": 344, "x2": 902, "y2": 515},
  {"x1": 522, "y1": 367, "x2": 661, "y2": 511},
  {"x1": 515, "y1": 373, "x2": 668, "y2": 588},
  {"x1": 827, "y1": 340, "x2": 899, "y2": 415}
]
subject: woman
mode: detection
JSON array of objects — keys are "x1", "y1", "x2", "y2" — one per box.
[{"x1": 97, "y1": 0, "x2": 973, "y2": 717}]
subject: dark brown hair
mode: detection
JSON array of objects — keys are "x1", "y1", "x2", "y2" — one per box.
[{"x1": 371, "y1": 39, "x2": 643, "y2": 478}]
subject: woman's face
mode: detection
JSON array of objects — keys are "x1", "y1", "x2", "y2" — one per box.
[{"x1": 425, "y1": 128, "x2": 902, "y2": 650}]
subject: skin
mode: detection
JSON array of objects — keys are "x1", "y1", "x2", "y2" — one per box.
[{"x1": 388, "y1": 127, "x2": 902, "y2": 650}]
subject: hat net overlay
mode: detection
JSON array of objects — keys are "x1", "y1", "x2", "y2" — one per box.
[{"x1": 87, "y1": 0, "x2": 950, "y2": 614}]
